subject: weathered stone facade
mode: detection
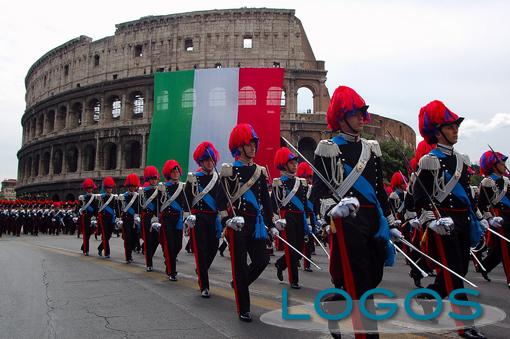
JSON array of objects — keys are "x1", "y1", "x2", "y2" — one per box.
[{"x1": 17, "y1": 8, "x2": 415, "y2": 200}]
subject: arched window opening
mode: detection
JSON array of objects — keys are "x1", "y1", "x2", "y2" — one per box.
[
  {"x1": 53, "y1": 149, "x2": 63, "y2": 174},
  {"x1": 102, "y1": 143, "x2": 117, "y2": 170},
  {"x1": 42, "y1": 152, "x2": 50, "y2": 175},
  {"x1": 66, "y1": 147, "x2": 78, "y2": 173},
  {"x1": 47, "y1": 110, "x2": 55, "y2": 132},
  {"x1": 132, "y1": 93, "x2": 144, "y2": 117},
  {"x1": 111, "y1": 97, "x2": 121, "y2": 119},
  {"x1": 124, "y1": 141, "x2": 141, "y2": 169},
  {"x1": 82, "y1": 145, "x2": 95, "y2": 171},
  {"x1": 89, "y1": 99, "x2": 101, "y2": 123},
  {"x1": 297, "y1": 87, "x2": 314, "y2": 114},
  {"x1": 34, "y1": 154, "x2": 40, "y2": 176}
]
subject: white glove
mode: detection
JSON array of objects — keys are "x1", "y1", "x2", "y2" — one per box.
[
  {"x1": 389, "y1": 228, "x2": 403, "y2": 241},
  {"x1": 134, "y1": 214, "x2": 141, "y2": 225},
  {"x1": 115, "y1": 219, "x2": 123, "y2": 229},
  {"x1": 479, "y1": 219, "x2": 489, "y2": 230},
  {"x1": 329, "y1": 197, "x2": 360, "y2": 219},
  {"x1": 270, "y1": 227, "x2": 280, "y2": 237},
  {"x1": 308, "y1": 224, "x2": 313, "y2": 233},
  {"x1": 428, "y1": 217, "x2": 454, "y2": 235},
  {"x1": 489, "y1": 216, "x2": 504, "y2": 228},
  {"x1": 274, "y1": 218, "x2": 287, "y2": 231},
  {"x1": 226, "y1": 216, "x2": 245, "y2": 231},
  {"x1": 150, "y1": 222, "x2": 161, "y2": 232},
  {"x1": 90, "y1": 217, "x2": 97, "y2": 228},
  {"x1": 410, "y1": 218, "x2": 421, "y2": 230},
  {"x1": 184, "y1": 214, "x2": 196, "y2": 228},
  {"x1": 324, "y1": 224, "x2": 331, "y2": 234},
  {"x1": 392, "y1": 220, "x2": 402, "y2": 228},
  {"x1": 72, "y1": 217, "x2": 78, "y2": 223}
]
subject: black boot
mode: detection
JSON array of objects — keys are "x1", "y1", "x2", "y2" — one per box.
[
  {"x1": 460, "y1": 327, "x2": 487, "y2": 339},
  {"x1": 480, "y1": 270, "x2": 491, "y2": 282},
  {"x1": 275, "y1": 262, "x2": 283, "y2": 282}
]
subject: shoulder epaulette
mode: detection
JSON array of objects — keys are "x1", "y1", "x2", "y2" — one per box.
[
  {"x1": 299, "y1": 177, "x2": 308, "y2": 186},
  {"x1": 314, "y1": 139, "x2": 340, "y2": 158},
  {"x1": 460, "y1": 153, "x2": 471, "y2": 166},
  {"x1": 481, "y1": 177, "x2": 496, "y2": 188},
  {"x1": 259, "y1": 165, "x2": 268, "y2": 178},
  {"x1": 418, "y1": 154, "x2": 441, "y2": 170},
  {"x1": 364, "y1": 139, "x2": 382, "y2": 157},
  {"x1": 272, "y1": 178, "x2": 282, "y2": 187},
  {"x1": 220, "y1": 163, "x2": 233, "y2": 177},
  {"x1": 186, "y1": 172, "x2": 197, "y2": 184}
]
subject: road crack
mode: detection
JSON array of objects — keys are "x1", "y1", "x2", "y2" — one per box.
[
  {"x1": 41, "y1": 259, "x2": 57, "y2": 339},
  {"x1": 85, "y1": 308, "x2": 129, "y2": 338}
]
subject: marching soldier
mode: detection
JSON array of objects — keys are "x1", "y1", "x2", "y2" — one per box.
[
  {"x1": 273, "y1": 147, "x2": 311, "y2": 288},
  {"x1": 311, "y1": 86, "x2": 400, "y2": 338},
  {"x1": 78, "y1": 178, "x2": 99, "y2": 256},
  {"x1": 140, "y1": 166, "x2": 163, "y2": 272},
  {"x1": 217, "y1": 123, "x2": 276, "y2": 322},
  {"x1": 414, "y1": 100, "x2": 486, "y2": 339},
  {"x1": 478, "y1": 150, "x2": 510, "y2": 287},
  {"x1": 185, "y1": 142, "x2": 222, "y2": 298},
  {"x1": 97, "y1": 177, "x2": 120, "y2": 259},
  {"x1": 297, "y1": 161, "x2": 319, "y2": 272},
  {"x1": 119, "y1": 173, "x2": 141, "y2": 263},
  {"x1": 160, "y1": 160, "x2": 187, "y2": 281}
]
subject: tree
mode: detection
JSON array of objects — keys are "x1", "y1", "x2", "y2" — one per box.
[{"x1": 379, "y1": 138, "x2": 414, "y2": 184}]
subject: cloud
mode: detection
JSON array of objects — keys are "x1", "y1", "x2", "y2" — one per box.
[{"x1": 461, "y1": 113, "x2": 510, "y2": 137}]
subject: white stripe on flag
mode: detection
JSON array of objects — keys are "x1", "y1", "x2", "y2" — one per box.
[{"x1": 188, "y1": 68, "x2": 239, "y2": 169}]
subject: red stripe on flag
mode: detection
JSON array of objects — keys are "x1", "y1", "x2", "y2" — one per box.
[{"x1": 238, "y1": 68, "x2": 284, "y2": 180}]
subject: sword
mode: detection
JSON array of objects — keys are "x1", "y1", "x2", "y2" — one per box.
[
  {"x1": 487, "y1": 227, "x2": 510, "y2": 244},
  {"x1": 390, "y1": 240, "x2": 428, "y2": 278},
  {"x1": 281, "y1": 136, "x2": 342, "y2": 201},
  {"x1": 265, "y1": 225, "x2": 322, "y2": 270},
  {"x1": 488, "y1": 144, "x2": 510, "y2": 174},
  {"x1": 470, "y1": 248, "x2": 486, "y2": 272},
  {"x1": 397, "y1": 237, "x2": 478, "y2": 288},
  {"x1": 311, "y1": 231, "x2": 330, "y2": 259}
]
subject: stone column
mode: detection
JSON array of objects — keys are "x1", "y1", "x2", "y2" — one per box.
[
  {"x1": 48, "y1": 146, "x2": 54, "y2": 176},
  {"x1": 116, "y1": 141, "x2": 122, "y2": 170},
  {"x1": 94, "y1": 136, "x2": 101, "y2": 171},
  {"x1": 141, "y1": 133, "x2": 147, "y2": 168}
]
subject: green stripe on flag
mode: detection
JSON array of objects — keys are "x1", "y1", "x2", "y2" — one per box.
[{"x1": 147, "y1": 70, "x2": 195, "y2": 177}]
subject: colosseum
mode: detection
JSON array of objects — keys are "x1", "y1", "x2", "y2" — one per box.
[{"x1": 17, "y1": 8, "x2": 415, "y2": 200}]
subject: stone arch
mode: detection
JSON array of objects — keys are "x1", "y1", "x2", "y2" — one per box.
[
  {"x1": 124, "y1": 140, "x2": 141, "y2": 169},
  {"x1": 56, "y1": 105, "x2": 67, "y2": 131},
  {"x1": 36, "y1": 114, "x2": 44, "y2": 136},
  {"x1": 66, "y1": 146, "x2": 78, "y2": 173},
  {"x1": 30, "y1": 117, "x2": 37, "y2": 138},
  {"x1": 87, "y1": 98, "x2": 101, "y2": 124},
  {"x1": 46, "y1": 109, "x2": 55, "y2": 132},
  {"x1": 53, "y1": 149, "x2": 63, "y2": 174},
  {"x1": 128, "y1": 90, "x2": 144, "y2": 118},
  {"x1": 69, "y1": 102, "x2": 83, "y2": 128},
  {"x1": 82, "y1": 144, "x2": 96, "y2": 171},
  {"x1": 26, "y1": 157, "x2": 32, "y2": 178},
  {"x1": 108, "y1": 95, "x2": 122, "y2": 120},
  {"x1": 297, "y1": 86, "x2": 315, "y2": 114},
  {"x1": 102, "y1": 142, "x2": 117, "y2": 170},
  {"x1": 42, "y1": 151, "x2": 50, "y2": 175},
  {"x1": 298, "y1": 137, "x2": 317, "y2": 163},
  {"x1": 33, "y1": 154, "x2": 40, "y2": 176}
]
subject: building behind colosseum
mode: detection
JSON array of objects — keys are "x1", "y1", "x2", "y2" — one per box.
[{"x1": 17, "y1": 8, "x2": 415, "y2": 200}]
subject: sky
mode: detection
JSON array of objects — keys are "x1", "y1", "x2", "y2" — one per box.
[{"x1": 1, "y1": 0, "x2": 509, "y2": 180}]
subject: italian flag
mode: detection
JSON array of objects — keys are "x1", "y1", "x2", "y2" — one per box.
[{"x1": 147, "y1": 68, "x2": 284, "y2": 178}]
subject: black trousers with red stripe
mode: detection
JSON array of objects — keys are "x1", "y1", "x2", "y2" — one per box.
[
  {"x1": 228, "y1": 214, "x2": 269, "y2": 314},
  {"x1": 142, "y1": 212, "x2": 160, "y2": 268},
  {"x1": 122, "y1": 215, "x2": 137, "y2": 261},
  {"x1": 192, "y1": 213, "x2": 219, "y2": 291},
  {"x1": 276, "y1": 212, "x2": 305, "y2": 284},
  {"x1": 98, "y1": 213, "x2": 114, "y2": 256},
  {"x1": 161, "y1": 212, "x2": 183, "y2": 276},
  {"x1": 329, "y1": 208, "x2": 386, "y2": 338},
  {"x1": 481, "y1": 222, "x2": 510, "y2": 283},
  {"x1": 80, "y1": 214, "x2": 94, "y2": 254}
]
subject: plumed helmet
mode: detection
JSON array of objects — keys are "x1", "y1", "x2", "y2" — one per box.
[
  {"x1": 410, "y1": 140, "x2": 436, "y2": 171},
  {"x1": 296, "y1": 162, "x2": 313, "y2": 178},
  {"x1": 193, "y1": 141, "x2": 219, "y2": 166},
  {"x1": 326, "y1": 86, "x2": 370, "y2": 131},
  {"x1": 228, "y1": 123, "x2": 259, "y2": 158},
  {"x1": 274, "y1": 147, "x2": 298, "y2": 171},
  {"x1": 124, "y1": 173, "x2": 141, "y2": 187},
  {"x1": 102, "y1": 176, "x2": 116, "y2": 188},
  {"x1": 143, "y1": 165, "x2": 160, "y2": 180},
  {"x1": 81, "y1": 178, "x2": 97, "y2": 189},
  {"x1": 418, "y1": 100, "x2": 464, "y2": 144},
  {"x1": 162, "y1": 160, "x2": 183, "y2": 179},
  {"x1": 390, "y1": 172, "x2": 407, "y2": 189},
  {"x1": 480, "y1": 150, "x2": 508, "y2": 176}
]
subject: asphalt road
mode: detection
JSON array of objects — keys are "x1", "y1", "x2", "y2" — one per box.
[{"x1": 1, "y1": 233, "x2": 509, "y2": 339}]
